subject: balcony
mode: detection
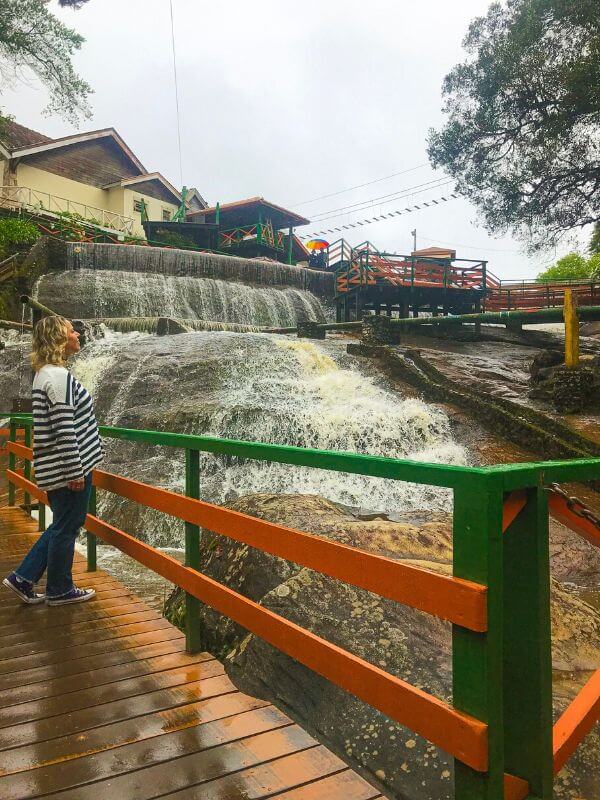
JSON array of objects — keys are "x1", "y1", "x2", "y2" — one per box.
[{"x1": 0, "y1": 186, "x2": 135, "y2": 235}]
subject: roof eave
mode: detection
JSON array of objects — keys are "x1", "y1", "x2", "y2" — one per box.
[{"x1": 11, "y1": 128, "x2": 147, "y2": 174}]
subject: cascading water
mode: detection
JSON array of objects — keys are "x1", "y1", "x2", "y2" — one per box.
[
  {"x1": 66, "y1": 242, "x2": 334, "y2": 297},
  {"x1": 71, "y1": 331, "x2": 467, "y2": 547},
  {"x1": 35, "y1": 270, "x2": 327, "y2": 327}
]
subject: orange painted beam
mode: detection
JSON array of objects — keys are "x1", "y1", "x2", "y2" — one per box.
[
  {"x1": 553, "y1": 668, "x2": 600, "y2": 775},
  {"x1": 7, "y1": 441, "x2": 31, "y2": 460},
  {"x1": 502, "y1": 491, "x2": 528, "y2": 533},
  {"x1": 92, "y1": 468, "x2": 487, "y2": 631},
  {"x1": 6, "y1": 470, "x2": 48, "y2": 506},
  {"x1": 6, "y1": 443, "x2": 487, "y2": 629},
  {"x1": 82, "y1": 510, "x2": 489, "y2": 770},
  {"x1": 503, "y1": 773, "x2": 530, "y2": 800},
  {"x1": 547, "y1": 493, "x2": 600, "y2": 549}
]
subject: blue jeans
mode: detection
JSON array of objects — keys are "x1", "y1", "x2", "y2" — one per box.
[{"x1": 16, "y1": 474, "x2": 92, "y2": 598}]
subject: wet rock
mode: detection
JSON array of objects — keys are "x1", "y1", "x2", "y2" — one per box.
[
  {"x1": 553, "y1": 366, "x2": 596, "y2": 412},
  {"x1": 165, "y1": 493, "x2": 600, "y2": 799}
]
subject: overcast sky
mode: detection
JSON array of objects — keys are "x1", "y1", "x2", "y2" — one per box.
[{"x1": 3, "y1": 0, "x2": 582, "y2": 278}]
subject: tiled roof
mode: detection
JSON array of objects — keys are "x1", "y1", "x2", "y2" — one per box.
[{"x1": 0, "y1": 120, "x2": 52, "y2": 151}]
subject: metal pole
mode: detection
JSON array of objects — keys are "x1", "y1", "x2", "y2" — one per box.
[{"x1": 411, "y1": 228, "x2": 417, "y2": 252}]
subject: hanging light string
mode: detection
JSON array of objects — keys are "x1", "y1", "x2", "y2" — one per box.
[
  {"x1": 169, "y1": 0, "x2": 184, "y2": 187},
  {"x1": 299, "y1": 189, "x2": 458, "y2": 239}
]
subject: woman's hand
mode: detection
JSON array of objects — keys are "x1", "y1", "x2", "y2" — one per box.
[{"x1": 67, "y1": 478, "x2": 85, "y2": 491}]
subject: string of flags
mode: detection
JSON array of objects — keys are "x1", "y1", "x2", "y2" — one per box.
[{"x1": 298, "y1": 192, "x2": 459, "y2": 240}]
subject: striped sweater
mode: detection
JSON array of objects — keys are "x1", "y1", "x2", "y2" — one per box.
[{"x1": 32, "y1": 365, "x2": 104, "y2": 491}]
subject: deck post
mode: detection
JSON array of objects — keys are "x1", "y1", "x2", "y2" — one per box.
[
  {"x1": 8, "y1": 420, "x2": 16, "y2": 506},
  {"x1": 87, "y1": 484, "x2": 97, "y2": 571},
  {"x1": 23, "y1": 426, "x2": 31, "y2": 513},
  {"x1": 185, "y1": 448, "x2": 202, "y2": 653},
  {"x1": 287, "y1": 226, "x2": 293, "y2": 265},
  {"x1": 453, "y1": 480, "x2": 504, "y2": 799},
  {"x1": 564, "y1": 289, "x2": 579, "y2": 369},
  {"x1": 502, "y1": 487, "x2": 553, "y2": 797}
]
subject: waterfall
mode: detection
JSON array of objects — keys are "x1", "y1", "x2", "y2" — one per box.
[
  {"x1": 66, "y1": 242, "x2": 334, "y2": 297},
  {"x1": 71, "y1": 331, "x2": 467, "y2": 547},
  {"x1": 35, "y1": 269, "x2": 327, "y2": 328}
]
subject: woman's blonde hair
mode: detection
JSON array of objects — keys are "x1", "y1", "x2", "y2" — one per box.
[{"x1": 30, "y1": 315, "x2": 71, "y2": 371}]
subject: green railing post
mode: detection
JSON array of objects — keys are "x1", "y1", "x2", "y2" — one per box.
[
  {"x1": 287, "y1": 226, "x2": 293, "y2": 265},
  {"x1": 23, "y1": 426, "x2": 31, "y2": 513},
  {"x1": 502, "y1": 487, "x2": 553, "y2": 797},
  {"x1": 87, "y1": 484, "x2": 97, "y2": 571},
  {"x1": 8, "y1": 420, "x2": 16, "y2": 506},
  {"x1": 185, "y1": 448, "x2": 201, "y2": 653},
  {"x1": 453, "y1": 481, "x2": 504, "y2": 799}
]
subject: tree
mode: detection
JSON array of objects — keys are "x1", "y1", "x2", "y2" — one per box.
[
  {"x1": 427, "y1": 0, "x2": 600, "y2": 253},
  {"x1": 537, "y1": 252, "x2": 597, "y2": 281},
  {"x1": 0, "y1": 0, "x2": 92, "y2": 123}
]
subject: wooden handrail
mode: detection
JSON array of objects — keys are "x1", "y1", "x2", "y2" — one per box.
[
  {"x1": 6, "y1": 442, "x2": 487, "y2": 630},
  {"x1": 553, "y1": 669, "x2": 600, "y2": 775},
  {"x1": 6, "y1": 465, "x2": 488, "y2": 772}
]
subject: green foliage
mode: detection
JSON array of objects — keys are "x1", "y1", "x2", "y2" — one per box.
[
  {"x1": 154, "y1": 229, "x2": 198, "y2": 250},
  {"x1": 0, "y1": 0, "x2": 92, "y2": 123},
  {"x1": 589, "y1": 253, "x2": 600, "y2": 280},
  {"x1": 537, "y1": 252, "x2": 597, "y2": 282},
  {"x1": 428, "y1": 0, "x2": 600, "y2": 253},
  {"x1": 0, "y1": 217, "x2": 38, "y2": 255}
]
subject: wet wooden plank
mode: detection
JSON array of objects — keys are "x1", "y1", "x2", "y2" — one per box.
[
  {"x1": 0, "y1": 617, "x2": 174, "y2": 662},
  {"x1": 0, "y1": 649, "x2": 213, "y2": 708},
  {"x1": 158, "y1": 746, "x2": 348, "y2": 799},
  {"x1": 270, "y1": 771, "x2": 384, "y2": 799},
  {"x1": 0, "y1": 712, "x2": 303, "y2": 799},
  {"x1": 0, "y1": 682, "x2": 264, "y2": 774},
  {"x1": 0, "y1": 636, "x2": 186, "y2": 692},
  {"x1": 0, "y1": 625, "x2": 183, "y2": 675},
  {"x1": 0, "y1": 506, "x2": 379, "y2": 800},
  {"x1": 0, "y1": 674, "x2": 241, "y2": 751},
  {"x1": 0, "y1": 659, "x2": 225, "y2": 727}
]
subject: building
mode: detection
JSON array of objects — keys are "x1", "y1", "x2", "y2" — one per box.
[
  {"x1": 187, "y1": 197, "x2": 310, "y2": 264},
  {"x1": 0, "y1": 120, "x2": 207, "y2": 238}
]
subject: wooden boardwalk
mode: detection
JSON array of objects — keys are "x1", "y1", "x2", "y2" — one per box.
[{"x1": 0, "y1": 506, "x2": 382, "y2": 800}]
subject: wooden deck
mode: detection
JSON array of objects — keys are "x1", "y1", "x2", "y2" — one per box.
[{"x1": 0, "y1": 506, "x2": 382, "y2": 800}]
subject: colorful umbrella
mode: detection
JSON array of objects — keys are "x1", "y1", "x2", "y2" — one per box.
[{"x1": 306, "y1": 239, "x2": 329, "y2": 251}]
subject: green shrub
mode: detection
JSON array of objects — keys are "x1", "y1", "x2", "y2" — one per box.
[
  {"x1": 0, "y1": 217, "x2": 39, "y2": 255},
  {"x1": 153, "y1": 229, "x2": 197, "y2": 250}
]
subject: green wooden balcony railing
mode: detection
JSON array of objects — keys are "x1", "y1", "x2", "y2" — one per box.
[{"x1": 6, "y1": 412, "x2": 600, "y2": 800}]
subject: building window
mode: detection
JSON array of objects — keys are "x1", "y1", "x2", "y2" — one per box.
[
  {"x1": 133, "y1": 198, "x2": 145, "y2": 213},
  {"x1": 162, "y1": 209, "x2": 171, "y2": 221}
]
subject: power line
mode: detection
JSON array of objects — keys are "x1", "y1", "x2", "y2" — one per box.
[
  {"x1": 299, "y1": 191, "x2": 459, "y2": 238},
  {"x1": 309, "y1": 179, "x2": 454, "y2": 226},
  {"x1": 291, "y1": 164, "x2": 429, "y2": 207},
  {"x1": 309, "y1": 176, "x2": 453, "y2": 222},
  {"x1": 417, "y1": 234, "x2": 521, "y2": 254},
  {"x1": 169, "y1": 0, "x2": 184, "y2": 187}
]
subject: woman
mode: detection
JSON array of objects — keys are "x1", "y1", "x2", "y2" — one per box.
[{"x1": 3, "y1": 316, "x2": 103, "y2": 606}]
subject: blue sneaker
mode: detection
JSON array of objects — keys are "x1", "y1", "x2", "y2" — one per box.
[
  {"x1": 47, "y1": 587, "x2": 96, "y2": 606},
  {"x1": 2, "y1": 573, "x2": 46, "y2": 604}
]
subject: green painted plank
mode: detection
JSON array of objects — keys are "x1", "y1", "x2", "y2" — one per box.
[
  {"x1": 453, "y1": 486, "x2": 504, "y2": 799},
  {"x1": 502, "y1": 488, "x2": 553, "y2": 797},
  {"x1": 185, "y1": 449, "x2": 201, "y2": 654}
]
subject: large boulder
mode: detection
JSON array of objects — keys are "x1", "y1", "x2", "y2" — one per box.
[{"x1": 165, "y1": 494, "x2": 600, "y2": 799}]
